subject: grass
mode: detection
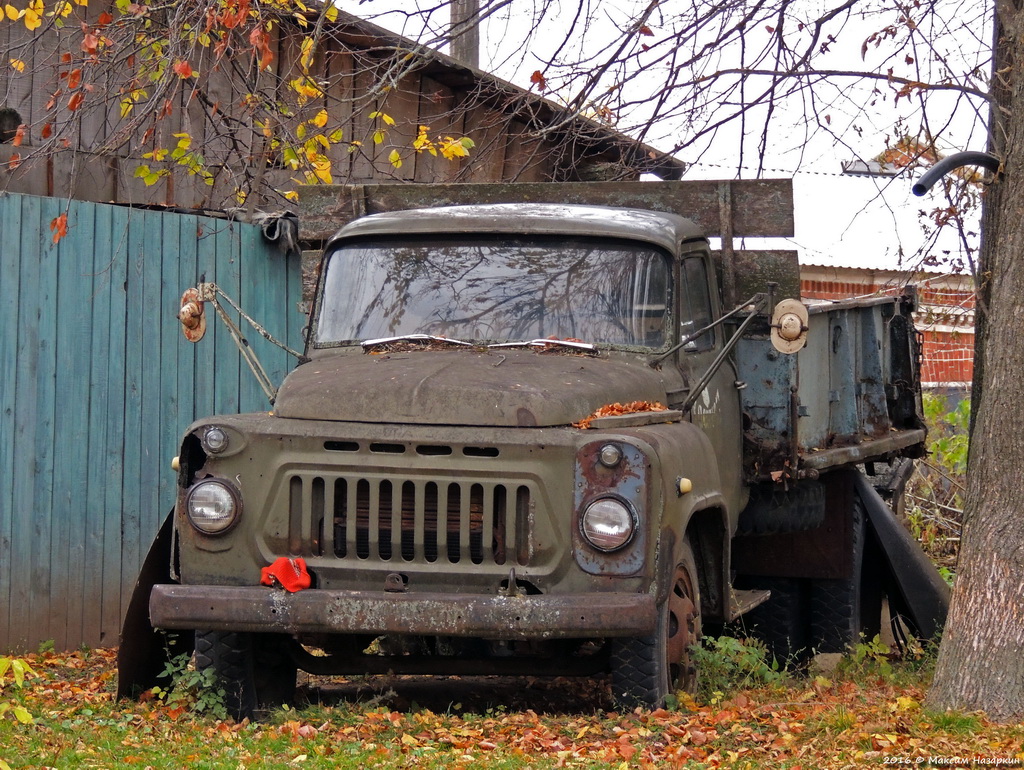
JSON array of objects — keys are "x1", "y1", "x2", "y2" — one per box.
[{"x1": 0, "y1": 644, "x2": 1021, "y2": 769}]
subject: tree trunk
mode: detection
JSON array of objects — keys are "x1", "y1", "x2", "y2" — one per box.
[{"x1": 926, "y1": 11, "x2": 1024, "y2": 721}]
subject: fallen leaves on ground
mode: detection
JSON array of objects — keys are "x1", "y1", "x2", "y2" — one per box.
[{"x1": 0, "y1": 648, "x2": 1022, "y2": 769}]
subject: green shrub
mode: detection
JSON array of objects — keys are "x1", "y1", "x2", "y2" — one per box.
[
  {"x1": 690, "y1": 636, "x2": 786, "y2": 703},
  {"x1": 151, "y1": 652, "x2": 228, "y2": 720}
]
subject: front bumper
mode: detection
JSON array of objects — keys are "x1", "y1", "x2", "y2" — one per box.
[{"x1": 150, "y1": 585, "x2": 656, "y2": 640}]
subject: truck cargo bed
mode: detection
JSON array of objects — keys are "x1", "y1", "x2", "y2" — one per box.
[{"x1": 736, "y1": 292, "x2": 925, "y2": 480}]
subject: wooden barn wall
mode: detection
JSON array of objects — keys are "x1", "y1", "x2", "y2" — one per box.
[
  {"x1": 0, "y1": 192, "x2": 302, "y2": 651},
  {"x1": 0, "y1": 12, "x2": 567, "y2": 208}
]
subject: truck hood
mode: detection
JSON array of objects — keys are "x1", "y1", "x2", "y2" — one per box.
[{"x1": 274, "y1": 349, "x2": 668, "y2": 427}]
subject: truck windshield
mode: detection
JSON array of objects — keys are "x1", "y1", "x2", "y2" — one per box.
[{"x1": 315, "y1": 235, "x2": 672, "y2": 348}]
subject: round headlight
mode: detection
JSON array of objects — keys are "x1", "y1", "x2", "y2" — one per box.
[
  {"x1": 581, "y1": 498, "x2": 635, "y2": 552},
  {"x1": 202, "y1": 426, "x2": 229, "y2": 454},
  {"x1": 186, "y1": 479, "x2": 240, "y2": 534}
]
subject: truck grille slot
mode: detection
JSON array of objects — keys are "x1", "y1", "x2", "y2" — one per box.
[{"x1": 289, "y1": 475, "x2": 532, "y2": 566}]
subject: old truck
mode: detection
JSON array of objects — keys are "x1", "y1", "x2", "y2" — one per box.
[{"x1": 119, "y1": 180, "x2": 950, "y2": 719}]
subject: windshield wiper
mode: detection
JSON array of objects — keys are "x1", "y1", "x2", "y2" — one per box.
[
  {"x1": 489, "y1": 339, "x2": 596, "y2": 352},
  {"x1": 361, "y1": 334, "x2": 475, "y2": 349}
]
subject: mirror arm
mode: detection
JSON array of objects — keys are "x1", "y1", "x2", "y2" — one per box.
[
  {"x1": 649, "y1": 292, "x2": 767, "y2": 367},
  {"x1": 678, "y1": 294, "x2": 770, "y2": 414}
]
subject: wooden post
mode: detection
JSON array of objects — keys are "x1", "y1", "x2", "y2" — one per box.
[{"x1": 450, "y1": 0, "x2": 480, "y2": 68}]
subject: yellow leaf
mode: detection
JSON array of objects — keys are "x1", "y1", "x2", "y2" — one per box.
[
  {"x1": 311, "y1": 109, "x2": 328, "y2": 128},
  {"x1": 296, "y1": 123, "x2": 307, "y2": 140},
  {"x1": 75, "y1": 0, "x2": 87, "y2": 5},
  {"x1": 388, "y1": 149, "x2": 402, "y2": 169},
  {"x1": 4, "y1": 4, "x2": 19, "y2": 20},
  {"x1": 895, "y1": 696, "x2": 919, "y2": 712},
  {"x1": 23, "y1": 9, "x2": 41, "y2": 30},
  {"x1": 372, "y1": 129, "x2": 384, "y2": 145},
  {"x1": 400, "y1": 734, "x2": 418, "y2": 747},
  {"x1": 309, "y1": 156, "x2": 332, "y2": 184},
  {"x1": 324, "y1": 6, "x2": 338, "y2": 22},
  {"x1": 283, "y1": 190, "x2": 299, "y2": 202},
  {"x1": 439, "y1": 137, "x2": 470, "y2": 161},
  {"x1": 380, "y1": 112, "x2": 395, "y2": 126},
  {"x1": 9, "y1": 59, "x2": 24, "y2": 72},
  {"x1": 299, "y1": 38, "x2": 315, "y2": 73}
]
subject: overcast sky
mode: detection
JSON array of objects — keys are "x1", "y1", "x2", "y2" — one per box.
[{"x1": 338, "y1": 0, "x2": 991, "y2": 273}]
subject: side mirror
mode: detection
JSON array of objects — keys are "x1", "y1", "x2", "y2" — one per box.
[
  {"x1": 770, "y1": 299, "x2": 808, "y2": 354},
  {"x1": 178, "y1": 287, "x2": 207, "y2": 343}
]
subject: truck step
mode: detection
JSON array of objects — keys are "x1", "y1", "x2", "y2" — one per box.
[{"x1": 728, "y1": 588, "x2": 772, "y2": 621}]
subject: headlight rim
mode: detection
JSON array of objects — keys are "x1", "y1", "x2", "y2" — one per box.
[
  {"x1": 185, "y1": 477, "x2": 242, "y2": 535},
  {"x1": 579, "y1": 495, "x2": 637, "y2": 553}
]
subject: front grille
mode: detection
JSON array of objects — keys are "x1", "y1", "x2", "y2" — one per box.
[{"x1": 287, "y1": 474, "x2": 533, "y2": 566}]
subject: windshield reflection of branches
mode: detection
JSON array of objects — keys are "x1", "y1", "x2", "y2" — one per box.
[{"x1": 317, "y1": 238, "x2": 670, "y2": 347}]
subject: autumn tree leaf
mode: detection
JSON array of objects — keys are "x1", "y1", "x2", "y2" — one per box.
[
  {"x1": 388, "y1": 149, "x2": 402, "y2": 169},
  {"x1": 530, "y1": 70, "x2": 547, "y2": 91},
  {"x1": 22, "y1": 0, "x2": 42, "y2": 30},
  {"x1": 50, "y1": 213, "x2": 69, "y2": 244}
]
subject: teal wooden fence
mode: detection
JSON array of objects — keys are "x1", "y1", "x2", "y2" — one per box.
[{"x1": 0, "y1": 193, "x2": 303, "y2": 651}]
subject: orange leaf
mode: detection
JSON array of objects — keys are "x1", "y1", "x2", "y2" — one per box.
[
  {"x1": 639, "y1": 25, "x2": 654, "y2": 36},
  {"x1": 68, "y1": 68, "x2": 82, "y2": 89},
  {"x1": 7, "y1": 153, "x2": 21, "y2": 170},
  {"x1": 41, "y1": 122, "x2": 52, "y2": 138},
  {"x1": 61, "y1": 53, "x2": 72, "y2": 63},
  {"x1": 50, "y1": 213, "x2": 69, "y2": 244},
  {"x1": 98, "y1": 11, "x2": 113, "y2": 25},
  {"x1": 173, "y1": 60, "x2": 193, "y2": 78},
  {"x1": 82, "y1": 32, "x2": 98, "y2": 56},
  {"x1": 67, "y1": 92, "x2": 84, "y2": 111},
  {"x1": 12, "y1": 124, "x2": 25, "y2": 146},
  {"x1": 530, "y1": 70, "x2": 547, "y2": 91},
  {"x1": 249, "y1": 27, "x2": 274, "y2": 70}
]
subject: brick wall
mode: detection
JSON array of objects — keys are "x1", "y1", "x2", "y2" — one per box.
[{"x1": 801, "y1": 272, "x2": 974, "y2": 387}]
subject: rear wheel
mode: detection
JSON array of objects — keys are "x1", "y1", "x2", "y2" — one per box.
[
  {"x1": 610, "y1": 541, "x2": 701, "y2": 709},
  {"x1": 734, "y1": 575, "x2": 808, "y2": 666},
  {"x1": 808, "y1": 494, "x2": 883, "y2": 653}
]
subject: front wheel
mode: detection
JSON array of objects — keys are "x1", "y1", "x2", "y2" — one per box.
[
  {"x1": 610, "y1": 541, "x2": 702, "y2": 709},
  {"x1": 194, "y1": 630, "x2": 297, "y2": 720}
]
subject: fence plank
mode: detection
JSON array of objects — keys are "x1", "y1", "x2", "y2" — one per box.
[
  {"x1": 0, "y1": 194, "x2": 21, "y2": 649},
  {"x1": 0, "y1": 194, "x2": 296, "y2": 651}
]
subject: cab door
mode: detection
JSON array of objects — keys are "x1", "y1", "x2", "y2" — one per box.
[{"x1": 673, "y1": 251, "x2": 746, "y2": 516}]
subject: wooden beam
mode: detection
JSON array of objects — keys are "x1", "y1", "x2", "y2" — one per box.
[{"x1": 298, "y1": 180, "x2": 795, "y2": 243}]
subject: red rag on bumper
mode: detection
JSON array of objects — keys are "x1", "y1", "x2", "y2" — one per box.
[{"x1": 260, "y1": 557, "x2": 311, "y2": 592}]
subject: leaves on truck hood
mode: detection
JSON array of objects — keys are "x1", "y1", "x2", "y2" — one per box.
[{"x1": 573, "y1": 400, "x2": 668, "y2": 429}]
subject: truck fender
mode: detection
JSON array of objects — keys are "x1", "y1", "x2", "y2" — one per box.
[
  {"x1": 116, "y1": 510, "x2": 194, "y2": 699},
  {"x1": 853, "y1": 473, "x2": 950, "y2": 639}
]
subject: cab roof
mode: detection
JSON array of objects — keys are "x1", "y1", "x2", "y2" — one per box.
[{"x1": 324, "y1": 203, "x2": 708, "y2": 254}]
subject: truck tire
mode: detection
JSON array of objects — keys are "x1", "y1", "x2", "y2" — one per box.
[
  {"x1": 736, "y1": 481, "x2": 826, "y2": 536},
  {"x1": 733, "y1": 576, "x2": 808, "y2": 666},
  {"x1": 808, "y1": 495, "x2": 882, "y2": 653},
  {"x1": 194, "y1": 630, "x2": 296, "y2": 720},
  {"x1": 610, "y1": 541, "x2": 701, "y2": 709}
]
